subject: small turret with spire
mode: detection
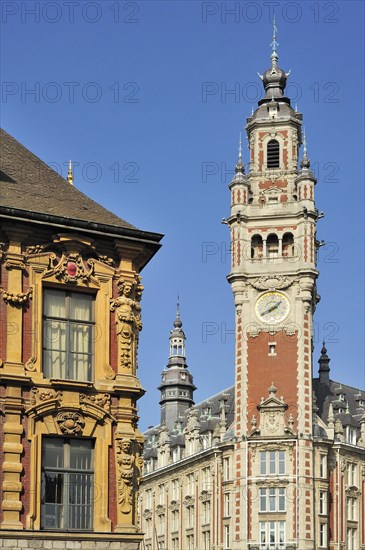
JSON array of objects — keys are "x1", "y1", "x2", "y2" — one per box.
[
  {"x1": 318, "y1": 342, "x2": 331, "y2": 385},
  {"x1": 158, "y1": 300, "x2": 196, "y2": 429}
]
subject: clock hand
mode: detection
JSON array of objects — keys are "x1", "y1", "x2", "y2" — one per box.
[{"x1": 263, "y1": 301, "x2": 282, "y2": 315}]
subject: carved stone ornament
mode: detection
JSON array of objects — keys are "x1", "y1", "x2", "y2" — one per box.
[
  {"x1": 25, "y1": 356, "x2": 37, "y2": 371},
  {"x1": 44, "y1": 252, "x2": 94, "y2": 284},
  {"x1": 80, "y1": 392, "x2": 111, "y2": 412},
  {"x1": 98, "y1": 254, "x2": 114, "y2": 266},
  {"x1": 25, "y1": 244, "x2": 48, "y2": 255},
  {"x1": 155, "y1": 504, "x2": 166, "y2": 516},
  {"x1": 199, "y1": 490, "x2": 211, "y2": 503},
  {"x1": 255, "y1": 384, "x2": 295, "y2": 437},
  {"x1": 56, "y1": 411, "x2": 85, "y2": 435},
  {"x1": 169, "y1": 500, "x2": 180, "y2": 512},
  {"x1": 110, "y1": 277, "x2": 143, "y2": 370},
  {"x1": 115, "y1": 435, "x2": 143, "y2": 515},
  {"x1": 250, "y1": 275, "x2": 294, "y2": 291},
  {"x1": 0, "y1": 287, "x2": 32, "y2": 307},
  {"x1": 183, "y1": 496, "x2": 195, "y2": 507},
  {"x1": 143, "y1": 509, "x2": 152, "y2": 520},
  {"x1": 31, "y1": 387, "x2": 62, "y2": 406}
]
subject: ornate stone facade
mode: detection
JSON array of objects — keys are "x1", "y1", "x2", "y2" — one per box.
[{"x1": 0, "y1": 129, "x2": 162, "y2": 549}]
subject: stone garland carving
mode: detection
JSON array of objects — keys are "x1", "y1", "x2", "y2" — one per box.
[
  {"x1": 0, "y1": 287, "x2": 32, "y2": 307},
  {"x1": 143, "y1": 509, "x2": 153, "y2": 520},
  {"x1": 56, "y1": 411, "x2": 85, "y2": 435},
  {"x1": 30, "y1": 387, "x2": 63, "y2": 406},
  {"x1": 115, "y1": 435, "x2": 143, "y2": 514},
  {"x1": 110, "y1": 278, "x2": 143, "y2": 370},
  {"x1": 155, "y1": 504, "x2": 166, "y2": 516},
  {"x1": 169, "y1": 500, "x2": 180, "y2": 512},
  {"x1": 80, "y1": 392, "x2": 111, "y2": 412},
  {"x1": 199, "y1": 490, "x2": 212, "y2": 503},
  {"x1": 45, "y1": 252, "x2": 94, "y2": 284},
  {"x1": 250, "y1": 275, "x2": 294, "y2": 291},
  {"x1": 98, "y1": 254, "x2": 114, "y2": 266}
]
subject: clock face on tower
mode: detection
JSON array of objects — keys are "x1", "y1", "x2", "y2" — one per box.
[{"x1": 255, "y1": 291, "x2": 290, "y2": 324}]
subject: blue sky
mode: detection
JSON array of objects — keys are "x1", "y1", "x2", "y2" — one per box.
[{"x1": 1, "y1": 1, "x2": 364, "y2": 430}]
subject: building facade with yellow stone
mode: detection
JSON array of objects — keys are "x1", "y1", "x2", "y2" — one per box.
[
  {"x1": 139, "y1": 35, "x2": 365, "y2": 550},
  {"x1": 0, "y1": 128, "x2": 162, "y2": 549}
]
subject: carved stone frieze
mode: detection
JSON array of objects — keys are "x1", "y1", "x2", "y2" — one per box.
[
  {"x1": 183, "y1": 496, "x2": 195, "y2": 507},
  {"x1": 31, "y1": 387, "x2": 63, "y2": 406},
  {"x1": 25, "y1": 244, "x2": 48, "y2": 254},
  {"x1": 56, "y1": 411, "x2": 85, "y2": 435},
  {"x1": 80, "y1": 392, "x2": 111, "y2": 412},
  {"x1": 98, "y1": 254, "x2": 114, "y2": 266},
  {"x1": 0, "y1": 287, "x2": 32, "y2": 307}
]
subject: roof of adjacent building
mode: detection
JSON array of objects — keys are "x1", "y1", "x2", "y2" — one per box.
[
  {"x1": 0, "y1": 128, "x2": 145, "y2": 233},
  {"x1": 313, "y1": 378, "x2": 365, "y2": 428}
]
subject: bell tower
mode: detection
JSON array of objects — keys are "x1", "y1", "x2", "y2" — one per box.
[{"x1": 227, "y1": 23, "x2": 320, "y2": 550}]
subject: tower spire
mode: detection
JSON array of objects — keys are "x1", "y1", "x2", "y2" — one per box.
[
  {"x1": 271, "y1": 15, "x2": 279, "y2": 67},
  {"x1": 238, "y1": 132, "x2": 243, "y2": 164},
  {"x1": 301, "y1": 128, "x2": 311, "y2": 169},
  {"x1": 67, "y1": 160, "x2": 74, "y2": 185}
]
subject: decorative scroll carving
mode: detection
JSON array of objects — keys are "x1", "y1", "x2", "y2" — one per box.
[
  {"x1": 115, "y1": 436, "x2": 143, "y2": 515},
  {"x1": 25, "y1": 356, "x2": 37, "y2": 371},
  {"x1": 250, "y1": 275, "x2": 294, "y2": 291},
  {"x1": 44, "y1": 252, "x2": 94, "y2": 284},
  {"x1": 80, "y1": 392, "x2": 111, "y2": 412},
  {"x1": 25, "y1": 244, "x2": 48, "y2": 254},
  {"x1": 0, "y1": 287, "x2": 32, "y2": 307},
  {"x1": 31, "y1": 387, "x2": 62, "y2": 406},
  {"x1": 98, "y1": 255, "x2": 114, "y2": 266},
  {"x1": 56, "y1": 411, "x2": 84, "y2": 435},
  {"x1": 110, "y1": 277, "x2": 143, "y2": 370}
]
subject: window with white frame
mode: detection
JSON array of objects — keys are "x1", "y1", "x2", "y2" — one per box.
[
  {"x1": 172, "y1": 479, "x2": 179, "y2": 500},
  {"x1": 259, "y1": 521, "x2": 285, "y2": 548},
  {"x1": 319, "y1": 490, "x2": 327, "y2": 515},
  {"x1": 202, "y1": 467, "x2": 211, "y2": 491},
  {"x1": 259, "y1": 487, "x2": 286, "y2": 512},
  {"x1": 223, "y1": 457, "x2": 230, "y2": 481},
  {"x1": 171, "y1": 536, "x2": 179, "y2": 550},
  {"x1": 319, "y1": 454, "x2": 327, "y2": 478},
  {"x1": 158, "y1": 483, "x2": 165, "y2": 505},
  {"x1": 224, "y1": 492, "x2": 230, "y2": 516},
  {"x1": 41, "y1": 437, "x2": 94, "y2": 530},
  {"x1": 202, "y1": 500, "x2": 211, "y2": 524},
  {"x1": 187, "y1": 534, "x2": 194, "y2": 550},
  {"x1": 186, "y1": 472, "x2": 195, "y2": 495},
  {"x1": 224, "y1": 525, "x2": 230, "y2": 549},
  {"x1": 43, "y1": 289, "x2": 95, "y2": 381},
  {"x1": 347, "y1": 497, "x2": 356, "y2": 520},
  {"x1": 346, "y1": 426, "x2": 357, "y2": 445},
  {"x1": 171, "y1": 510, "x2": 179, "y2": 531},
  {"x1": 145, "y1": 488, "x2": 153, "y2": 509},
  {"x1": 203, "y1": 530, "x2": 211, "y2": 550},
  {"x1": 347, "y1": 463, "x2": 357, "y2": 486},
  {"x1": 187, "y1": 504, "x2": 194, "y2": 528},
  {"x1": 157, "y1": 539, "x2": 165, "y2": 550},
  {"x1": 319, "y1": 523, "x2": 327, "y2": 547},
  {"x1": 172, "y1": 446, "x2": 181, "y2": 463},
  {"x1": 259, "y1": 450, "x2": 285, "y2": 476},
  {"x1": 347, "y1": 527, "x2": 357, "y2": 550}
]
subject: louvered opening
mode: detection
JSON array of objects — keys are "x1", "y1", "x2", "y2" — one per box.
[{"x1": 267, "y1": 140, "x2": 280, "y2": 168}]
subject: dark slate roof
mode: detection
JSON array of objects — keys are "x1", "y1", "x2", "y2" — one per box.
[
  {"x1": 144, "y1": 386, "x2": 235, "y2": 453},
  {"x1": 0, "y1": 128, "x2": 136, "y2": 231},
  {"x1": 313, "y1": 378, "x2": 365, "y2": 428}
]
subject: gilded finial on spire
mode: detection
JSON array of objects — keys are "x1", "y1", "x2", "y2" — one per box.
[{"x1": 67, "y1": 160, "x2": 74, "y2": 185}]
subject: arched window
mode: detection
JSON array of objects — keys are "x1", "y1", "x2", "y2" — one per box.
[
  {"x1": 267, "y1": 234, "x2": 279, "y2": 258},
  {"x1": 267, "y1": 139, "x2": 280, "y2": 168},
  {"x1": 282, "y1": 233, "x2": 295, "y2": 257},
  {"x1": 251, "y1": 234, "x2": 263, "y2": 259}
]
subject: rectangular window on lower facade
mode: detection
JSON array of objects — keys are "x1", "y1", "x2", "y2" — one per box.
[{"x1": 41, "y1": 437, "x2": 94, "y2": 530}]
